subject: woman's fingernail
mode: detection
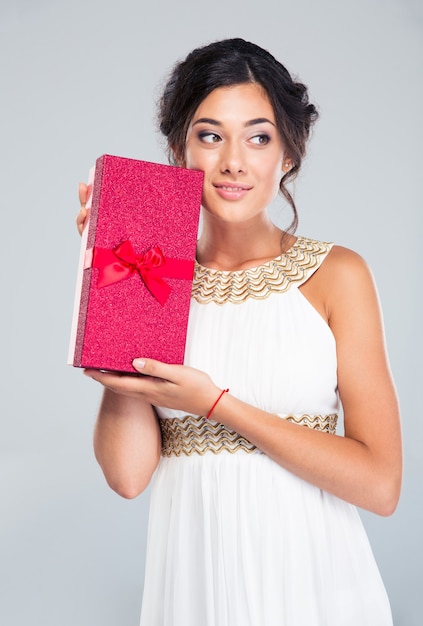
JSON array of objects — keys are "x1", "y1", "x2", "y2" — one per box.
[{"x1": 133, "y1": 359, "x2": 146, "y2": 369}]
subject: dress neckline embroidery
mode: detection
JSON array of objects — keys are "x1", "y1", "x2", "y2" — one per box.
[{"x1": 191, "y1": 236, "x2": 333, "y2": 305}]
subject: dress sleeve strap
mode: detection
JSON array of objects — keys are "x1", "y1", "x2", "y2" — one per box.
[{"x1": 285, "y1": 237, "x2": 334, "y2": 289}]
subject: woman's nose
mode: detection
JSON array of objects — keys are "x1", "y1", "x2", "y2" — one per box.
[{"x1": 219, "y1": 141, "x2": 247, "y2": 175}]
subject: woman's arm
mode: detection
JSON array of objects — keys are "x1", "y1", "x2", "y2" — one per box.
[
  {"x1": 85, "y1": 365, "x2": 220, "y2": 499},
  {"x1": 91, "y1": 386, "x2": 162, "y2": 499},
  {"x1": 76, "y1": 182, "x2": 162, "y2": 498}
]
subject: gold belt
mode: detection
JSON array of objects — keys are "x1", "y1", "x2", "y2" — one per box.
[{"x1": 159, "y1": 413, "x2": 338, "y2": 457}]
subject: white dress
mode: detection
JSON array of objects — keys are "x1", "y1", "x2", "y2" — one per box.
[{"x1": 139, "y1": 237, "x2": 393, "y2": 626}]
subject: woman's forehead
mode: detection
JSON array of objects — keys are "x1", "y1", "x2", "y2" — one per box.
[{"x1": 191, "y1": 83, "x2": 275, "y2": 122}]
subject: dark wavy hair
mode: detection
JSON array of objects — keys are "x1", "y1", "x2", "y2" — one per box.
[{"x1": 158, "y1": 38, "x2": 318, "y2": 232}]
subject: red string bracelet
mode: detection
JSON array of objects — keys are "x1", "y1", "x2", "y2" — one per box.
[{"x1": 206, "y1": 388, "x2": 229, "y2": 419}]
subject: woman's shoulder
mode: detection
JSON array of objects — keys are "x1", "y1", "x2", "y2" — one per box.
[
  {"x1": 294, "y1": 236, "x2": 367, "y2": 268},
  {"x1": 296, "y1": 236, "x2": 373, "y2": 286},
  {"x1": 299, "y1": 238, "x2": 378, "y2": 321},
  {"x1": 324, "y1": 242, "x2": 369, "y2": 267},
  {"x1": 321, "y1": 243, "x2": 374, "y2": 286}
]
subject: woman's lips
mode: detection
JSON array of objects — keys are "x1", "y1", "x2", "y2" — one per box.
[{"x1": 213, "y1": 182, "x2": 252, "y2": 200}]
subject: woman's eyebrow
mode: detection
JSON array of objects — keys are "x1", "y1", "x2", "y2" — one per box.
[
  {"x1": 192, "y1": 117, "x2": 276, "y2": 127},
  {"x1": 192, "y1": 118, "x2": 221, "y2": 127},
  {"x1": 245, "y1": 117, "x2": 276, "y2": 127}
]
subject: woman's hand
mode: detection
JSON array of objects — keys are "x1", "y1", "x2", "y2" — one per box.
[
  {"x1": 76, "y1": 182, "x2": 90, "y2": 235},
  {"x1": 84, "y1": 359, "x2": 221, "y2": 417}
]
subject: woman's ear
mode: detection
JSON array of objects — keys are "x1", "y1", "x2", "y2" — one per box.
[
  {"x1": 170, "y1": 145, "x2": 186, "y2": 168},
  {"x1": 282, "y1": 157, "x2": 293, "y2": 173}
]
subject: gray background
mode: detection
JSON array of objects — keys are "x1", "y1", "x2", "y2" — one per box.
[{"x1": 1, "y1": 0, "x2": 421, "y2": 624}]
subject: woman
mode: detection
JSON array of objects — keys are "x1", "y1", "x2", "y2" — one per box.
[{"x1": 77, "y1": 38, "x2": 402, "y2": 625}]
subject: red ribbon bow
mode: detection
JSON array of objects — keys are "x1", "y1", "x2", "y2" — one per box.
[{"x1": 90, "y1": 240, "x2": 194, "y2": 306}]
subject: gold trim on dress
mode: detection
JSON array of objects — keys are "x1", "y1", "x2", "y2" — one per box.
[
  {"x1": 191, "y1": 237, "x2": 333, "y2": 305},
  {"x1": 159, "y1": 413, "x2": 338, "y2": 457}
]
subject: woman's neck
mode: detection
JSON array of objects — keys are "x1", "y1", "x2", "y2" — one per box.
[{"x1": 196, "y1": 215, "x2": 293, "y2": 271}]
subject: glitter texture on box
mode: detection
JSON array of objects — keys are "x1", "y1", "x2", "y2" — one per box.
[{"x1": 68, "y1": 154, "x2": 203, "y2": 373}]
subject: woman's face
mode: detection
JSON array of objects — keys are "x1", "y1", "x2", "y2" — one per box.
[{"x1": 184, "y1": 83, "x2": 290, "y2": 225}]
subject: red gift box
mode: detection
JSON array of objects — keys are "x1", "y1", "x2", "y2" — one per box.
[{"x1": 68, "y1": 154, "x2": 203, "y2": 373}]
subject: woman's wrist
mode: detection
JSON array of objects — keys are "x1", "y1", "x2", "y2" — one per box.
[{"x1": 206, "y1": 388, "x2": 230, "y2": 419}]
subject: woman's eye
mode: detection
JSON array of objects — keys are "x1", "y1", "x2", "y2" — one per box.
[
  {"x1": 198, "y1": 132, "x2": 221, "y2": 144},
  {"x1": 250, "y1": 134, "x2": 271, "y2": 145}
]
